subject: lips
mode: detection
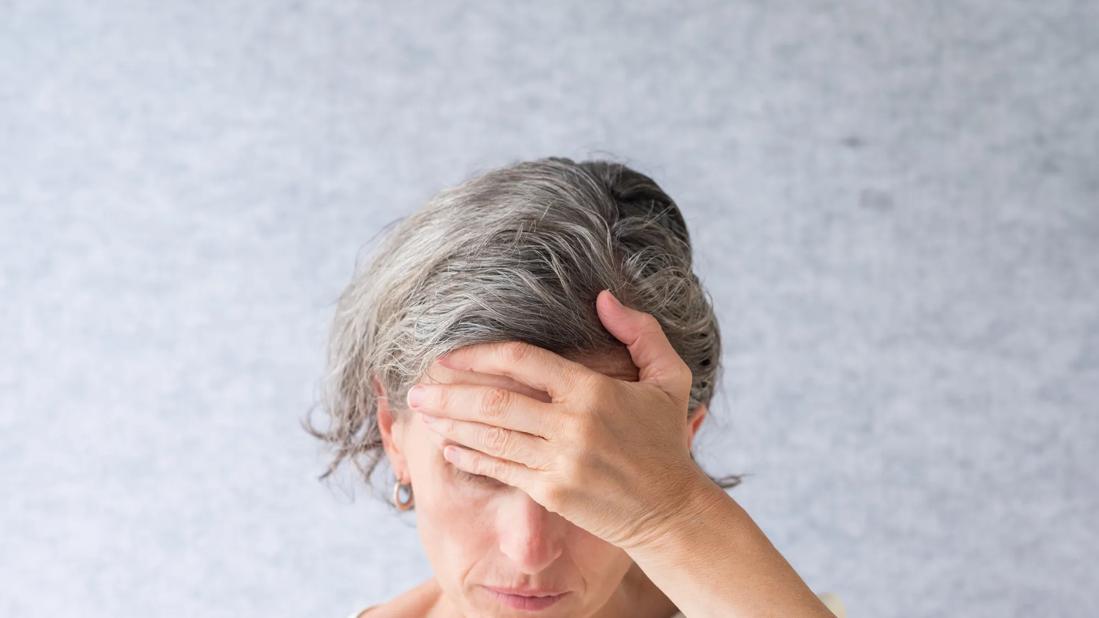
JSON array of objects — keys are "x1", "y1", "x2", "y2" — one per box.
[
  {"x1": 483, "y1": 585, "x2": 566, "y2": 597},
  {"x1": 481, "y1": 585, "x2": 569, "y2": 611}
]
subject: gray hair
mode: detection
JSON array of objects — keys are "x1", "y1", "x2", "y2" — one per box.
[{"x1": 304, "y1": 156, "x2": 743, "y2": 500}]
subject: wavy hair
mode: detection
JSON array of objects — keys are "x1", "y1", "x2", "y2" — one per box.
[{"x1": 304, "y1": 156, "x2": 744, "y2": 504}]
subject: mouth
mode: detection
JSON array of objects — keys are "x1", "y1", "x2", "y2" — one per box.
[{"x1": 480, "y1": 585, "x2": 569, "y2": 611}]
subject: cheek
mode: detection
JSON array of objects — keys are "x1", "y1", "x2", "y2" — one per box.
[
  {"x1": 569, "y1": 528, "x2": 634, "y2": 593},
  {"x1": 417, "y1": 496, "x2": 492, "y2": 571},
  {"x1": 409, "y1": 448, "x2": 501, "y2": 585},
  {"x1": 416, "y1": 469, "x2": 498, "y2": 525}
]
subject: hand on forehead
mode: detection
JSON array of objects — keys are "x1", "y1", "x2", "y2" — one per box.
[{"x1": 418, "y1": 359, "x2": 555, "y2": 404}]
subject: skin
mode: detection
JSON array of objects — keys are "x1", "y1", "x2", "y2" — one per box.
[
  {"x1": 373, "y1": 346, "x2": 706, "y2": 617},
  {"x1": 369, "y1": 290, "x2": 834, "y2": 617}
]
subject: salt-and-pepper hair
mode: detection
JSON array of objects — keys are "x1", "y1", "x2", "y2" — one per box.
[{"x1": 304, "y1": 156, "x2": 743, "y2": 499}]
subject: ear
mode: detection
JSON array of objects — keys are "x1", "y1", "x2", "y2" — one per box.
[
  {"x1": 373, "y1": 375, "x2": 410, "y2": 482},
  {"x1": 686, "y1": 403, "x2": 708, "y2": 451}
]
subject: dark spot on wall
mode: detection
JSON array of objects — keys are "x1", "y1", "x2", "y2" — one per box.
[
  {"x1": 842, "y1": 135, "x2": 864, "y2": 148},
  {"x1": 859, "y1": 188, "x2": 894, "y2": 212}
]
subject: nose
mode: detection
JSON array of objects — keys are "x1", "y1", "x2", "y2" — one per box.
[{"x1": 497, "y1": 492, "x2": 566, "y2": 573}]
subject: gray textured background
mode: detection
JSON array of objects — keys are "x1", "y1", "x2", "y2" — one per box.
[{"x1": 2, "y1": 2, "x2": 1097, "y2": 617}]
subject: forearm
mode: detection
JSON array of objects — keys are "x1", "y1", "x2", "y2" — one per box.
[{"x1": 625, "y1": 468, "x2": 835, "y2": 618}]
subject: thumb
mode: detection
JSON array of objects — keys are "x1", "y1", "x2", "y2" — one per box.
[{"x1": 595, "y1": 289, "x2": 690, "y2": 399}]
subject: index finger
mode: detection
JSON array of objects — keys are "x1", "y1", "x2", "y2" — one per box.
[
  {"x1": 436, "y1": 340, "x2": 594, "y2": 402},
  {"x1": 421, "y1": 359, "x2": 554, "y2": 404}
]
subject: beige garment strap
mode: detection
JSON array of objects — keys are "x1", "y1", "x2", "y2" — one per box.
[{"x1": 818, "y1": 592, "x2": 847, "y2": 617}]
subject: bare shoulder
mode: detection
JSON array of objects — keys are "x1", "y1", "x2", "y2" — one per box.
[{"x1": 352, "y1": 579, "x2": 440, "y2": 618}]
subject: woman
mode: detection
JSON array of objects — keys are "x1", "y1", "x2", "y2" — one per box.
[{"x1": 307, "y1": 157, "x2": 845, "y2": 617}]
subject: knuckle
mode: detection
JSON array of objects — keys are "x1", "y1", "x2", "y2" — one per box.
[
  {"x1": 572, "y1": 369, "x2": 600, "y2": 393},
  {"x1": 557, "y1": 451, "x2": 585, "y2": 479},
  {"x1": 580, "y1": 375, "x2": 612, "y2": 410},
  {"x1": 483, "y1": 457, "x2": 504, "y2": 480},
  {"x1": 484, "y1": 426, "x2": 510, "y2": 452},
  {"x1": 678, "y1": 360, "x2": 694, "y2": 383},
  {"x1": 501, "y1": 341, "x2": 531, "y2": 364},
  {"x1": 540, "y1": 483, "x2": 565, "y2": 507},
  {"x1": 464, "y1": 451, "x2": 482, "y2": 474},
  {"x1": 556, "y1": 411, "x2": 584, "y2": 438},
  {"x1": 563, "y1": 412, "x2": 595, "y2": 443},
  {"x1": 549, "y1": 444, "x2": 584, "y2": 479},
  {"x1": 480, "y1": 387, "x2": 511, "y2": 419}
]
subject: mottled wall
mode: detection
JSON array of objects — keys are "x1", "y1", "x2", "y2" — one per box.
[{"x1": 2, "y1": 2, "x2": 1096, "y2": 617}]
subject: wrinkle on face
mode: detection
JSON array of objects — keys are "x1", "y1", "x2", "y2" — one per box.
[{"x1": 397, "y1": 345, "x2": 645, "y2": 617}]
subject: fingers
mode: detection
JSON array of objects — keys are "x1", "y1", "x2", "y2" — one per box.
[
  {"x1": 595, "y1": 289, "x2": 692, "y2": 400},
  {"x1": 420, "y1": 358, "x2": 553, "y2": 404},
  {"x1": 437, "y1": 340, "x2": 594, "y2": 403},
  {"x1": 408, "y1": 382, "x2": 556, "y2": 439},
  {"x1": 442, "y1": 443, "x2": 539, "y2": 490},
  {"x1": 422, "y1": 416, "x2": 550, "y2": 470}
]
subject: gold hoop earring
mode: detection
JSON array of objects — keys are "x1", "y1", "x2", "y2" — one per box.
[{"x1": 392, "y1": 479, "x2": 414, "y2": 511}]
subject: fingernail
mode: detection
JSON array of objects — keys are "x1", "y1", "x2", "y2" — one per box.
[
  {"x1": 443, "y1": 445, "x2": 461, "y2": 465},
  {"x1": 421, "y1": 413, "x2": 439, "y2": 424},
  {"x1": 407, "y1": 385, "x2": 425, "y2": 408}
]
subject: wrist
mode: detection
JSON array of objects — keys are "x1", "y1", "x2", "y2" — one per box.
[{"x1": 623, "y1": 462, "x2": 730, "y2": 558}]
